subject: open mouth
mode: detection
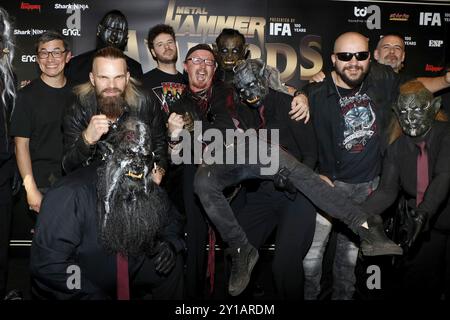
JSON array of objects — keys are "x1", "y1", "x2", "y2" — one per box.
[
  {"x1": 224, "y1": 60, "x2": 235, "y2": 65},
  {"x1": 246, "y1": 96, "x2": 260, "y2": 104},
  {"x1": 125, "y1": 171, "x2": 143, "y2": 180}
]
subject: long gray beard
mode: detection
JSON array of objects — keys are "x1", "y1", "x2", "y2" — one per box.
[{"x1": 96, "y1": 163, "x2": 170, "y2": 257}]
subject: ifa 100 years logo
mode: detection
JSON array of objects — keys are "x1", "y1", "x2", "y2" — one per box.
[{"x1": 163, "y1": 0, "x2": 323, "y2": 83}]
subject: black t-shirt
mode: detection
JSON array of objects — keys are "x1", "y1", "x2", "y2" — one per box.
[
  {"x1": 141, "y1": 68, "x2": 186, "y2": 119},
  {"x1": 439, "y1": 89, "x2": 450, "y2": 116},
  {"x1": 335, "y1": 86, "x2": 381, "y2": 183},
  {"x1": 10, "y1": 77, "x2": 72, "y2": 188}
]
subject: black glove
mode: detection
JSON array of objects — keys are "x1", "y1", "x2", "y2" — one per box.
[
  {"x1": 153, "y1": 241, "x2": 176, "y2": 275},
  {"x1": 273, "y1": 167, "x2": 297, "y2": 194},
  {"x1": 406, "y1": 209, "x2": 428, "y2": 249}
]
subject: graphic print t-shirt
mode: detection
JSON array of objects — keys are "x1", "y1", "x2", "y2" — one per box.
[
  {"x1": 336, "y1": 87, "x2": 381, "y2": 183},
  {"x1": 142, "y1": 68, "x2": 186, "y2": 120}
]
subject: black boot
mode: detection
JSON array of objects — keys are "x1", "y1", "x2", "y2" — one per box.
[
  {"x1": 225, "y1": 242, "x2": 259, "y2": 296},
  {"x1": 358, "y1": 215, "x2": 403, "y2": 256}
]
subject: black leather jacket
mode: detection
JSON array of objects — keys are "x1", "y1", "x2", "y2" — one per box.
[{"x1": 62, "y1": 85, "x2": 168, "y2": 173}]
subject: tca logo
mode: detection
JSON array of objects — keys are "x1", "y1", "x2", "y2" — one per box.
[
  {"x1": 269, "y1": 23, "x2": 292, "y2": 36},
  {"x1": 354, "y1": 5, "x2": 381, "y2": 30},
  {"x1": 420, "y1": 12, "x2": 441, "y2": 26}
]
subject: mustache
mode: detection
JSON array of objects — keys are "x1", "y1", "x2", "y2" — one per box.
[
  {"x1": 343, "y1": 65, "x2": 363, "y2": 71},
  {"x1": 101, "y1": 88, "x2": 122, "y2": 95}
]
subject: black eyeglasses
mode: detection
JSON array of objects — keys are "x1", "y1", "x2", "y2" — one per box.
[
  {"x1": 37, "y1": 50, "x2": 66, "y2": 59},
  {"x1": 335, "y1": 51, "x2": 369, "y2": 62},
  {"x1": 186, "y1": 57, "x2": 216, "y2": 66}
]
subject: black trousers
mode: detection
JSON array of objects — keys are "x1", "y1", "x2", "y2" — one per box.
[
  {"x1": 183, "y1": 164, "x2": 247, "y2": 299},
  {"x1": 236, "y1": 181, "x2": 316, "y2": 299},
  {"x1": 183, "y1": 164, "x2": 209, "y2": 299},
  {"x1": 401, "y1": 228, "x2": 450, "y2": 299},
  {"x1": 0, "y1": 158, "x2": 13, "y2": 297}
]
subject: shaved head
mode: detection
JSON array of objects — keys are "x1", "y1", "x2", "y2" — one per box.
[{"x1": 333, "y1": 32, "x2": 369, "y2": 53}]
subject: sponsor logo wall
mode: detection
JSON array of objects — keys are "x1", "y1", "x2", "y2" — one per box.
[{"x1": 3, "y1": 0, "x2": 449, "y2": 87}]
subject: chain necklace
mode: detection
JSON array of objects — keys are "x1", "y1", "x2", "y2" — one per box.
[{"x1": 333, "y1": 75, "x2": 364, "y2": 107}]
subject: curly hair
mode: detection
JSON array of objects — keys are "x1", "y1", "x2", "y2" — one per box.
[{"x1": 147, "y1": 24, "x2": 176, "y2": 50}]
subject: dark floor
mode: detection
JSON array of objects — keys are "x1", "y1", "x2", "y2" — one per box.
[{"x1": 6, "y1": 246, "x2": 279, "y2": 301}]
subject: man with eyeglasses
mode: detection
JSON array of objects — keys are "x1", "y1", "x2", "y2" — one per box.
[
  {"x1": 301, "y1": 31, "x2": 450, "y2": 300},
  {"x1": 65, "y1": 10, "x2": 143, "y2": 87},
  {"x1": 10, "y1": 31, "x2": 72, "y2": 214}
]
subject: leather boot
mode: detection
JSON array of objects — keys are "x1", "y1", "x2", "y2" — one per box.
[
  {"x1": 225, "y1": 242, "x2": 259, "y2": 296},
  {"x1": 358, "y1": 215, "x2": 403, "y2": 256}
]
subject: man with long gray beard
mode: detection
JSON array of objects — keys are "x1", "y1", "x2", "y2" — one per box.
[
  {"x1": 62, "y1": 46, "x2": 167, "y2": 182},
  {"x1": 30, "y1": 117, "x2": 184, "y2": 299}
]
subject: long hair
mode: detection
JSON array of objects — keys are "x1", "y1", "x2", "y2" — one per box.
[
  {"x1": 74, "y1": 77, "x2": 141, "y2": 109},
  {"x1": 0, "y1": 7, "x2": 15, "y2": 109}
]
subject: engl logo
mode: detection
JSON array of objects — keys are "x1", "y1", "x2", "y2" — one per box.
[
  {"x1": 425, "y1": 64, "x2": 444, "y2": 72},
  {"x1": 21, "y1": 55, "x2": 37, "y2": 63},
  {"x1": 429, "y1": 40, "x2": 443, "y2": 47},
  {"x1": 62, "y1": 28, "x2": 81, "y2": 36},
  {"x1": 20, "y1": 2, "x2": 41, "y2": 11},
  {"x1": 419, "y1": 12, "x2": 441, "y2": 26},
  {"x1": 351, "y1": 5, "x2": 381, "y2": 30}
]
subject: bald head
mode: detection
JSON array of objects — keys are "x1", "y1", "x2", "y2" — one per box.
[
  {"x1": 374, "y1": 34, "x2": 405, "y2": 73},
  {"x1": 333, "y1": 32, "x2": 369, "y2": 53},
  {"x1": 331, "y1": 32, "x2": 370, "y2": 89}
]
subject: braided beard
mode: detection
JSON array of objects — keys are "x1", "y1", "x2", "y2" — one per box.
[{"x1": 96, "y1": 155, "x2": 170, "y2": 257}]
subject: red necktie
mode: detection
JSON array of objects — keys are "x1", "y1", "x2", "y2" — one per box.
[
  {"x1": 206, "y1": 227, "x2": 216, "y2": 294},
  {"x1": 416, "y1": 141, "x2": 429, "y2": 206},
  {"x1": 257, "y1": 105, "x2": 266, "y2": 129},
  {"x1": 116, "y1": 253, "x2": 130, "y2": 300}
]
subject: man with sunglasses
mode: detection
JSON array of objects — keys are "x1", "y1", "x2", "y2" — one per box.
[
  {"x1": 65, "y1": 10, "x2": 143, "y2": 87},
  {"x1": 302, "y1": 32, "x2": 450, "y2": 300},
  {"x1": 10, "y1": 31, "x2": 72, "y2": 214}
]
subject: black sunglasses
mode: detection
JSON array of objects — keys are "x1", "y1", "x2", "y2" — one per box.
[{"x1": 335, "y1": 51, "x2": 370, "y2": 62}]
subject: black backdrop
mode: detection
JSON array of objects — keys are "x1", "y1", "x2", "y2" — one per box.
[{"x1": 3, "y1": 0, "x2": 450, "y2": 245}]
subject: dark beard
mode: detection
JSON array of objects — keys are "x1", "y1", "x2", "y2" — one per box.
[
  {"x1": 156, "y1": 50, "x2": 178, "y2": 64},
  {"x1": 97, "y1": 92, "x2": 126, "y2": 119},
  {"x1": 96, "y1": 160, "x2": 170, "y2": 257},
  {"x1": 335, "y1": 66, "x2": 368, "y2": 88}
]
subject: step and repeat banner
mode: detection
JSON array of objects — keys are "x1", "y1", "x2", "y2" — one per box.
[{"x1": 2, "y1": 0, "x2": 449, "y2": 91}]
